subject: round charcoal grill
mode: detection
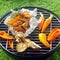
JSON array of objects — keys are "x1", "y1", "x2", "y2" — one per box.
[{"x1": 0, "y1": 7, "x2": 60, "y2": 59}]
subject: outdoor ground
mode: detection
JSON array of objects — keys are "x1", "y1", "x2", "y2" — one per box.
[{"x1": 0, "y1": 0, "x2": 60, "y2": 60}]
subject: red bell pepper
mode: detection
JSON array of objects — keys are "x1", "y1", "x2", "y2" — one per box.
[
  {"x1": 9, "y1": 40, "x2": 14, "y2": 49},
  {"x1": 38, "y1": 12, "x2": 44, "y2": 30},
  {"x1": 48, "y1": 28, "x2": 60, "y2": 42}
]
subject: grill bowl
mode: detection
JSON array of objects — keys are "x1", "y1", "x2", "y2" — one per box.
[{"x1": 0, "y1": 6, "x2": 60, "y2": 59}]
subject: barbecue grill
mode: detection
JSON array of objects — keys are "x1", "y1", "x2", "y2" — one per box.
[{"x1": 0, "y1": 6, "x2": 60, "y2": 60}]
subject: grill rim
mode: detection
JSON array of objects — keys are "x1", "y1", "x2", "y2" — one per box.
[{"x1": 0, "y1": 6, "x2": 60, "y2": 57}]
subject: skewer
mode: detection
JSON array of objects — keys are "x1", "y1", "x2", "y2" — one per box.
[
  {"x1": 6, "y1": 27, "x2": 9, "y2": 49},
  {"x1": 50, "y1": 19, "x2": 52, "y2": 50}
]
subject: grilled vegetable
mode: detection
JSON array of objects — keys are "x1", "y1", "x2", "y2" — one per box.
[
  {"x1": 48, "y1": 28, "x2": 60, "y2": 42},
  {"x1": 38, "y1": 12, "x2": 44, "y2": 30},
  {"x1": 41, "y1": 14, "x2": 53, "y2": 32},
  {"x1": 0, "y1": 31, "x2": 14, "y2": 39},
  {"x1": 9, "y1": 40, "x2": 14, "y2": 49},
  {"x1": 23, "y1": 11, "x2": 32, "y2": 18},
  {"x1": 25, "y1": 39, "x2": 41, "y2": 50},
  {"x1": 38, "y1": 33, "x2": 50, "y2": 48},
  {"x1": 0, "y1": 31, "x2": 14, "y2": 49},
  {"x1": 7, "y1": 13, "x2": 30, "y2": 33},
  {"x1": 15, "y1": 34, "x2": 41, "y2": 51},
  {"x1": 25, "y1": 39, "x2": 31, "y2": 48},
  {"x1": 15, "y1": 34, "x2": 26, "y2": 42},
  {"x1": 7, "y1": 14, "x2": 23, "y2": 25},
  {"x1": 16, "y1": 43, "x2": 27, "y2": 52}
]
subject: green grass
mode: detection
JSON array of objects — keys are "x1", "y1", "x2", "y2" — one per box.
[{"x1": 0, "y1": 0, "x2": 60, "y2": 60}]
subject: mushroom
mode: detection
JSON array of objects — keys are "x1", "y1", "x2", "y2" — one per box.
[
  {"x1": 15, "y1": 34, "x2": 41, "y2": 51},
  {"x1": 16, "y1": 42, "x2": 27, "y2": 52}
]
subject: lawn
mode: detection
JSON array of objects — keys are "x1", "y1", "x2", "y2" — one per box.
[{"x1": 0, "y1": 0, "x2": 60, "y2": 60}]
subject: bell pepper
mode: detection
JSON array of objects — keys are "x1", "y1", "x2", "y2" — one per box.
[
  {"x1": 41, "y1": 14, "x2": 53, "y2": 32},
  {"x1": 0, "y1": 31, "x2": 14, "y2": 49},
  {"x1": 38, "y1": 33, "x2": 50, "y2": 48},
  {"x1": 38, "y1": 12, "x2": 44, "y2": 30},
  {"x1": 48, "y1": 28, "x2": 60, "y2": 42},
  {"x1": 0, "y1": 31, "x2": 14, "y2": 39},
  {"x1": 9, "y1": 40, "x2": 14, "y2": 49}
]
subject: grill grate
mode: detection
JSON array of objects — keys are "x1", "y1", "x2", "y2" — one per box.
[{"x1": 0, "y1": 7, "x2": 60, "y2": 57}]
